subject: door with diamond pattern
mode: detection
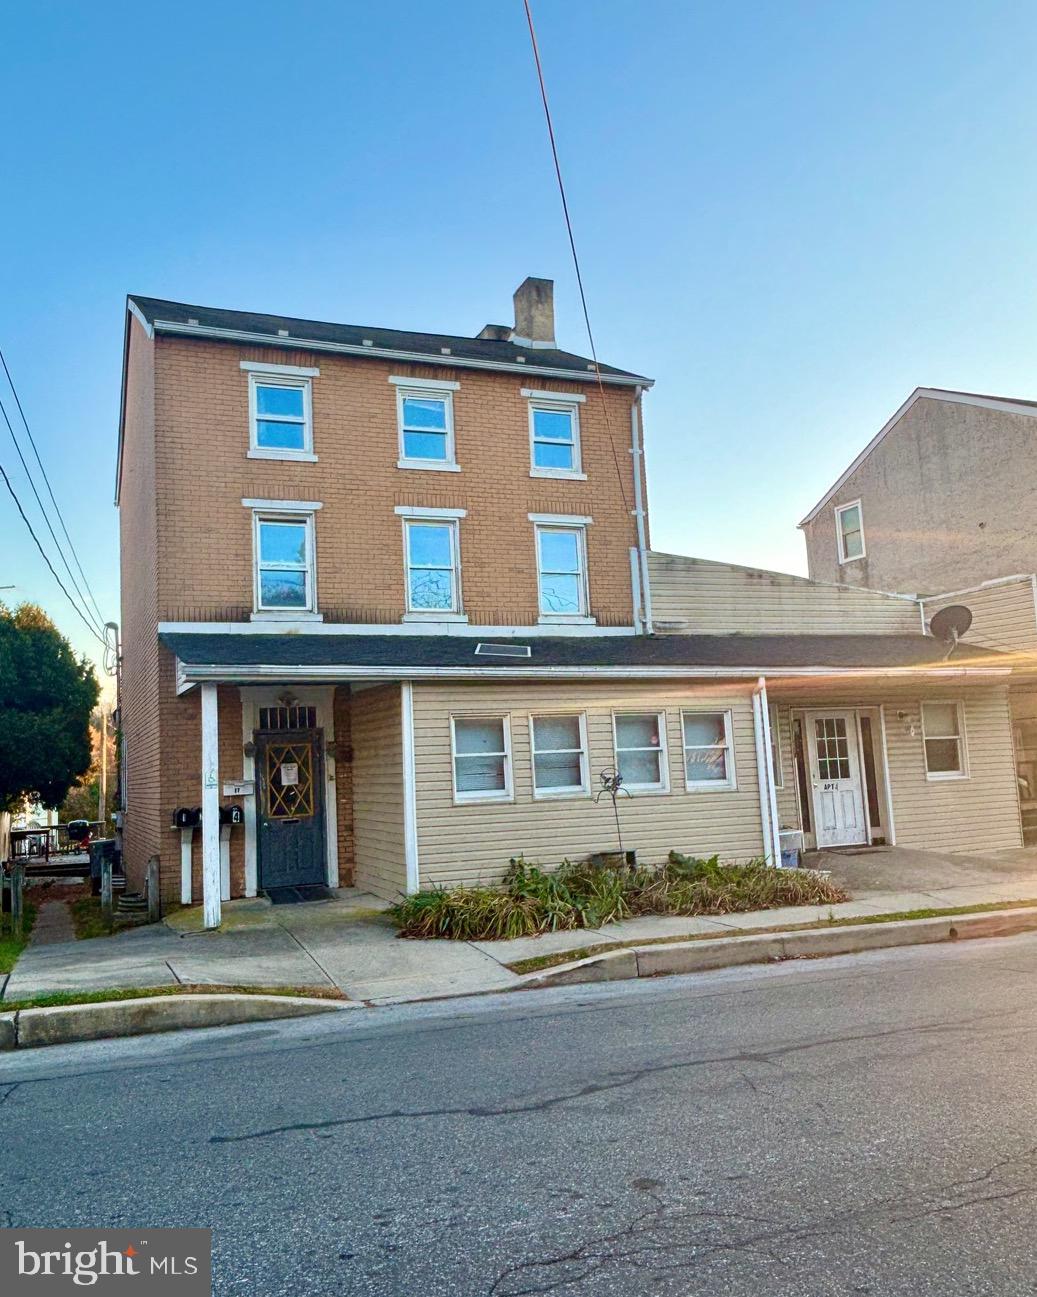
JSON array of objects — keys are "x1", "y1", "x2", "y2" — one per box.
[
  {"x1": 804, "y1": 711, "x2": 868, "y2": 848},
  {"x1": 256, "y1": 730, "x2": 326, "y2": 889}
]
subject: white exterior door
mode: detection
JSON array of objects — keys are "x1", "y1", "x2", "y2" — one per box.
[{"x1": 806, "y1": 711, "x2": 868, "y2": 848}]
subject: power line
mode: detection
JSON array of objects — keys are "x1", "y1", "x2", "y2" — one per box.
[
  {"x1": 0, "y1": 389, "x2": 106, "y2": 638},
  {"x1": 0, "y1": 458, "x2": 107, "y2": 647},
  {"x1": 522, "y1": 0, "x2": 632, "y2": 515},
  {"x1": 0, "y1": 346, "x2": 108, "y2": 630}
]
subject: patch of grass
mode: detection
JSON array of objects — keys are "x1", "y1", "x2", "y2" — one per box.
[
  {"x1": 0, "y1": 983, "x2": 349, "y2": 1013},
  {"x1": 70, "y1": 897, "x2": 113, "y2": 940},
  {"x1": 390, "y1": 854, "x2": 849, "y2": 941},
  {"x1": 0, "y1": 904, "x2": 38, "y2": 973},
  {"x1": 505, "y1": 897, "x2": 1037, "y2": 973}
]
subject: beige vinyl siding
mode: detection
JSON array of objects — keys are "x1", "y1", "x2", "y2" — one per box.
[
  {"x1": 648, "y1": 552, "x2": 920, "y2": 634},
  {"x1": 351, "y1": 684, "x2": 407, "y2": 900},
  {"x1": 922, "y1": 577, "x2": 1037, "y2": 652},
  {"x1": 772, "y1": 684, "x2": 1021, "y2": 853},
  {"x1": 412, "y1": 681, "x2": 767, "y2": 888},
  {"x1": 771, "y1": 704, "x2": 801, "y2": 829}
]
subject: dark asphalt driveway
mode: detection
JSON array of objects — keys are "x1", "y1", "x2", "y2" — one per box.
[{"x1": 4, "y1": 936, "x2": 1037, "y2": 1294}]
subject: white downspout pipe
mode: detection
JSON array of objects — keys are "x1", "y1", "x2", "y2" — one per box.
[
  {"x1": 752, "y1": 678, "x2": 782, "y2": 866},
  {"x1": 630, "y1": 387, "x2": 653, "y2": 634}
]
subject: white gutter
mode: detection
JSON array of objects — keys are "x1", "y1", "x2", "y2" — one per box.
[
  {"x1": 630, "y1": 388, "x2": 653, "y2": 634},
  {"x1": 755, "y1": 678, "x2": 783, "y2": 866},
  {"x1": 151, "y1": 319, "x2": 653, "y2": 388}
]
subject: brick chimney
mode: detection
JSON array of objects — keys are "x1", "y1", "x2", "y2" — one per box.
[{"x1": 511, "y1": 277, "x2": 555, "y2": 348}]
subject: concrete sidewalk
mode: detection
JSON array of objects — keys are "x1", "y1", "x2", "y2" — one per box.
[{"x1": 5, "y1": 847, "x2": 1037, "y2": 1005}]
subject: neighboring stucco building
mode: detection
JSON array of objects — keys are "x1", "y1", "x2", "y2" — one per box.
[
  {"x1": 116, "y1": 300, "x2": 1029, "y2": 926},
  {"x1": 799, "y1": 387, "x2": 1037, "y2": 837}
]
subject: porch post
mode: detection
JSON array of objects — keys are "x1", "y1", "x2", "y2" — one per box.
[
  {"x1": 758, "y1": 679, "x2": 783, "y2": 865},
  {"x1": 201, "y1": 683, "x2": 221, "y2": 928},
  {"x1": 401, "y1": 682, "x2": 419, "y2": 894}
]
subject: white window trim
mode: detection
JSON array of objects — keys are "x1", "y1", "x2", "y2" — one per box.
[
  {"x1": 450, "y1": 714, "x2": 513, "y2": 804},
  {"x1": 246, "y1": 371, "x2": 315, "y2": 462},
  {"x1": 251, "y1": 510, "x2": 318, "y2": 617},
  {"x1": 529, "y1": 712, "x2": 590, "y2": 799},
  {"x1": 835, "y1": 498, "x2": 866, "y2": 564},
  {"x1": 534, "y1": 522, "x2": 592, "y2": 623},
  {"x1": 243, "y1": 497, "x2": 323, "y2": 511},
  {"x1": 681, "y1": 708, "x2": 737, "y2": 791},
  {"x1": 612, "y1": 711, "x2": 670, "y2": 794},
  {"x1": 402, "y1": 516, "x2": 463, "y2": 618},
  {"x1": 920, "y1": 699, "x2": 970, "y2": 781},
  {"x1": 527, "y1": 394, "x2": 585, "y2": 480},
  {"x1": 394, "y1": 381, "x2": 458, "y2": 472},
  {"x1": 240, "y1": 361, "x2": 320, "y2": 377},
  {"x1": 769, "y1": 704, "x2": 784, "y2": 789}
]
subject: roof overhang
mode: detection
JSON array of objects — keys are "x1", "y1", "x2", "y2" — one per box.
[{"x1": 149, "y1": 317, "x2": 653, "y2": 388}]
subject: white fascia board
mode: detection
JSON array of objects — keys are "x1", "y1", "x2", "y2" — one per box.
[
  {"x1": 241, "y1": 498, "x2": 323, "y2": 511},
  {"x1": 127, "y1": 299, "x2": 154, "y2": 340},
  {"x1": 389, "y1": 375, "x2": 459, "y2": 391},
  {"x1": 521, "y1": 388, "x2": 586, "y2": 402},
  {"x1": 394, "y1": 505, "x2": 467, "y2": 519},
  {"x1": 240, "y1": 360, "x2": 320, "y2": 376},
  {"x1": 920, "y1": 574, "x2": 1037, "y2": 602},
  {"x1": 150, "y1": 318, "x2": 653, "y2": 387},
  {"x1": 174, "y1": 661, "x2": 1013, "y2": 690},
  {"x1": 800, "y1": 388, "x2": 1037, "y2": 526},
  {"x1": 528, "y1": 512, "x2": 593, "y2": 525},
  {"x1": 158, "y1": 619, "x2": 636, "y2": 638}
]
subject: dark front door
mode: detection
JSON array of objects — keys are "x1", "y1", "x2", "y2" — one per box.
[{"x1": 256, "y1": 730, "x2": 327, "y2": 890}]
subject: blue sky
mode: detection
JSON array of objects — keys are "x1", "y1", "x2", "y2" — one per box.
[{"x1": 3, "y1": 0, "x2": 1037, "y2": 675}]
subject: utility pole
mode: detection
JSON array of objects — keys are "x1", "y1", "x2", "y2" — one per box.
[{"x1": 98, "y1": 706, "x2": 108, "y2": 825}]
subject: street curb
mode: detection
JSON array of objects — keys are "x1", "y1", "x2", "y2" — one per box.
[
  {"x1": 517, "y1": 906, "x2": 1037, "y2": 989},
  {"x1": 0, "y1": 993, "x2": 356, "y2": 1050}
]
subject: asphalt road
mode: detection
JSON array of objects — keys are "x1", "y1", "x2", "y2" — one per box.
[{"x1": 4, "y1": 936, "x2": 1037, "y2": 1296}]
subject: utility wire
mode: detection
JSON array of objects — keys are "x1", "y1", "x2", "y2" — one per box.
[
  {"x1": 0, "y1": 346, "x2": 108, "y2": 630},
  {"x1": 0, "y1": 389, "x2": 106, "y2": 638},
  {"x1": 523, "y1": 0, "x2": 632, "y2": 515},
  {"x1": 0, "y1": 458, "x2": 107, "y2": 647}
]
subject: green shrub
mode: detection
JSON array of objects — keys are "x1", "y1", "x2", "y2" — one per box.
[{"x1": 389, "y1": 852, "x2": 848, "y2": 940}]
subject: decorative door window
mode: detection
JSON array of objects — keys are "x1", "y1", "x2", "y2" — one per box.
[
  {"x1": 814, "y1": 717, "x2": 851, "y2": 780},
  {"x1": 266, "y1": 742, "x2": 315, "y2": 818}
]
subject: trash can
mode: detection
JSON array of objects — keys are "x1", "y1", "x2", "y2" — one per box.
[
  {"x1": 779, "y1": 830, "x2": 804, "y2": 869},
  {"x1": 89, "y1": 839, "x2": 119, "y2": 896}
]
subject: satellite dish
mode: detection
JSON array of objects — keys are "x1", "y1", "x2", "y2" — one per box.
[{"x1": 929, "y1": 604, "x2": 973, "y2": 644}]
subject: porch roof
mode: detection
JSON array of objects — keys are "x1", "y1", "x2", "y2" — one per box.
[{"x1": 161, "y1": 630, "x2": 1015, "y2": 688}]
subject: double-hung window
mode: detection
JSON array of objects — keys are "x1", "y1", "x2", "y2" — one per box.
[
  {"x1": 392, "y1": 377, "x2": 459, "y2": 470},
  {"x1": 682, "y1": 710, "x2": 736, "y2": 790},
  {"x1": 398, "y1": 508, "x2": 465, "y2": 616},
  {"x1": 921, "y1": 701, "x2": 968, "y2": 779},
  {"x1": 525, "y1": 390, "x2": 584, "y2": 478},
  {"x1": 533, "y1": 520, "x2": 590, "y2": 619},
  {"x1": 251, "y1": 510, "x2": 318, "y2": 614},
  {"x1": 835, "y1": 500, "x2": 865, "y2": 563},
  {"x1": 244, "y1": 364, "x2": 317, "y2": 461},
  {"x1": 530, "y1": 714, "x2": 589, "y2": 797},
  {"x1": 451, "y1": 716, "x2": 512, "y2": 801},
  {"x1": 614, "y1": 713, "x2": 668, "y2": 791}
]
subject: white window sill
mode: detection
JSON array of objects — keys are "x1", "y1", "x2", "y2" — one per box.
[
  {"x1": 250, "y1": 611, "x2": 324, "y2": 622},
  {"x1": 454, "y1": 793, "x2": 514, "y2": 806},
  {"x1": 925, "y1": 772, "x2": 969, "y2": 782},
  {"x1": 838, "y1": 555, "x2": 865, "y2": 565},
  {"x1": 248, "y1": 449, "x2": 319, "y2": 463},
  {"x1": 684, "y1": 783, "x2": 737, "y2": 793},
  {"x1": 397, "y1": 459, "x2": 462, "y2": 473},
  {"x1": 621, "y1": 785, "x2": 670, "y2": 796},
  {"x1": 402, "y1": 612, "x2": 468, "y2": 624},
  {"x1": 530, "y1": 468, "x2": 587, "y2": 481},
  {"x1": 532, "y1": 788, "x2": 590, "y2": 801},
  {"x1": 537, "y1": 614, "x2": 596, "y2": 626}
]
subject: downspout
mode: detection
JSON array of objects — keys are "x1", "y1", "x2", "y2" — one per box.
[
  {"x1": 753, "y1": 677, "x2": 783, "y2": 866},
  {"x1": 630, "y1": 387, "x2": 653, "y2": 634}
]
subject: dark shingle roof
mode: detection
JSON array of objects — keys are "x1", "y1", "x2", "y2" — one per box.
[
  {"x1": 128, "y1": 296, "x2": 650, "y2": 384},
  {"x1": 161, "y1": 631, "x2": 1006, "y2": 675}
]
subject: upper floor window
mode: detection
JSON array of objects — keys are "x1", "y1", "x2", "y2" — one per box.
[
  {"x1": 251, "y1": 510, "x2": 317, "y2": 614},
  {"x1": 242, "y1": 362, "x2": 318, "y2": 462},
  {"x1": 921, "y1": 701, "x2": 968, "y2": 779},
  {"x1": 524, "y1": 390, "x2": 585, "y2": 479},
  {"x1": 835, "y1": 500, "x2": 865, "y2": 563},
  {"x1": 532, "y1": 518, "x2": 591, "y2": 620},
  {"x1": 397, "y1": 507, "x2": 466, "y2": 617},
  {"x1": 391, "y1": 376, "x2": 460, "y2": 471}
]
